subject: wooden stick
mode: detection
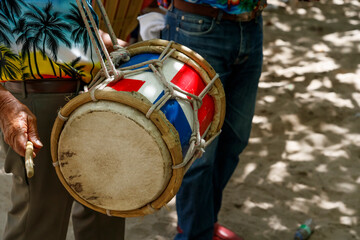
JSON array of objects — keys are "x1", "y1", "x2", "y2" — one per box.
[{"x1": 25, "y1": 141, "x2": 34, "y2": 178}]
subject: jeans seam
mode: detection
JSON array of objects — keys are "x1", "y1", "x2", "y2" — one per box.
[{"x1": 239, "y1": 21, "x2": 243, "y2": 60}]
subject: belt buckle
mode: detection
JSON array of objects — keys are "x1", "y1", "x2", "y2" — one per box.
[{"x1": 235, "y1": 12, "x2": 252, "y2": 22}]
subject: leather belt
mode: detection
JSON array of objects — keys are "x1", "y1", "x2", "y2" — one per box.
[
  {"x1": 3, "y1": 79, "x2": 80, "y2": 94},
  {"x1": 173, "y1": 0, "x2": 262, "y2": 22}
]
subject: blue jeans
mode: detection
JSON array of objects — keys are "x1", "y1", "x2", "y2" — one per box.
[{"x1": 161, "y1": 7, "x2": 263, "y2": 240}]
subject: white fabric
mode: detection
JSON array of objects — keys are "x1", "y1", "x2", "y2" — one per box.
[{"x1": 137, "y1": 12, "x2": 166, "y2": 40}]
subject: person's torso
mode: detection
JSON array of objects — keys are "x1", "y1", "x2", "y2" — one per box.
[
  {"x1": 0, "y1": 0, "x2": 100, "y2": 82},
  {"x1": 158, "y1": 0, "x2": 265, "y2": 14}
]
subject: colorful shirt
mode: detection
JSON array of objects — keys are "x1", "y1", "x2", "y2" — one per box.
[
  {"x1": 0, "y1": 0, "x2": 100, "y2": 83},
  {"x1": 158, "y1": 0, "x2": 266, "y2": 15}
]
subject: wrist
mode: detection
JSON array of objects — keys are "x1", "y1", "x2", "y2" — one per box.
[{"x1": 0, "y1": 85, "x2": 17, "y2": 112}]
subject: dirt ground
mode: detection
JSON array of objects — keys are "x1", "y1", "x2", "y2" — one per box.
[{"x1": 1, "y1": 0, "x2": 360, "y2": 239}]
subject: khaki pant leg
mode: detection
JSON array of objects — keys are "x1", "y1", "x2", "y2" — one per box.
[
  {"x1": 72, "y1": 202, "x2": 125, "y2": 240},
  {"x1": 2, "y1": 93, "x2": 74, "y2": 240}
]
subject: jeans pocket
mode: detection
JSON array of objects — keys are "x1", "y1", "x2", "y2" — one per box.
[{"x1": 178, "y1": 14, "x2": 215, "y2": 36}]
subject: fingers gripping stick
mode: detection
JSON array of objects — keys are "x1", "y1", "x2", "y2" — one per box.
[{"x1": 25, "y1": 141, "x2": 34, "y2": 178}]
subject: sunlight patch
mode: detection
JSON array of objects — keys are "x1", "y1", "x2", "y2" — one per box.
[
  {"x1": 312, "y1": 43, "x2": 330, "y2": 53},
  {"x1": 267, "y1": 215, "x2": 288, "y2": 231},
  {"x1": 263, "y1": 95, "x2": 276, "y2": 103},
  {"x1": 274, "y1": 58, "x2": 339, "y2": 77},
  {"x1": 252, "y1": 116, "x2": 269, "y2": 124},
  {"x1": 311, "y1": 92, "x2": 354, "y2": 108},
  {"x1": 333, "y1": 0, "x2": 345, "y2": 5},
  {"x1": 285, "y1": 140, "x2": 301, "y2": 153},
  {"x1": 287, "y1": 198, "x2": 310, "y2": 213},
  {"x1": 336, "y1": 73, "x2": 360, "y2": 91},
  {"x1": 320, "y1": 123, "x2": 348, "y2": 135},
  {"x1": 340, "y1": 216, "x2": 358, "y2": 226},
  {"x1": 307, "y1": 79, "x2": 323, "y2": 91},
  {"x1": 334, "y1": 182, "x2": 357, "y2": 193},
  {"x1": 273, "y1": 22, "x2": 291, "y2": 32},
  {"x1": 286, "y1": 152, "x2": 314, "y2": 162},
  {"x1": 318, "y1": 200, "x2": 355, "y2": 215},
  {"x1": 323, "y1": 149, "x2": 349, "y2": 159},
  {"x1": 289, "y1": 183, "x2": 317, "y2": 192},
  {"x1": 353, "y1": 93, "x2": 360, "y2": 110},
  {"x1": 267, "y1": 161, "x2": 290, "y2": 182},
  {"x1": 243, "y1": 199, "x2": 274, "y2": 214},
  {"x1": 323, "y1": 30, "x2": 360, "y2": 47},
  {"x1": 315, "y1": 164, "x2": 328, "y2": 173},
  {"x1": 237, "y1": 163, "x2": 257, "y2": 183}
]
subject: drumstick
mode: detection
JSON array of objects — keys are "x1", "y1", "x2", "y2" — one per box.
[{"x1": 25, "y1": 141, "x2": 34, "y2": 178}]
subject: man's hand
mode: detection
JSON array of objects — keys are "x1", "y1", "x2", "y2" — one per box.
[
  {"x1": 0, "y1": 86, "x2": 43, "y2": 157},
  {"x1": 99, "y1": 29, "x2": 128, "y2": 52}
]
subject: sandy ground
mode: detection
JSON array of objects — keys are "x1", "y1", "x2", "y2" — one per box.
[{"x1": 1, "y1": 0, "x2": 360, "y2": 239}]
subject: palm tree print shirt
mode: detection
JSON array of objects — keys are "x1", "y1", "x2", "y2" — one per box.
[{"x1": 0, "y1": 0, "x2": 100, "y2": 83}]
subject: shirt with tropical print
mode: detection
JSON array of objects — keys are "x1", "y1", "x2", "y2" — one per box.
[
  {"x1": 0, "y1": 0, "x2": 100, "y2": 83},
  {"x1": 158, "y1": 0, "x2": 266, "y2": 14}
]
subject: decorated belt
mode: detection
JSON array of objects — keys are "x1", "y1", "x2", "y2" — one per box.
[{"x1": 173, "y1": 0, "x2": 265, "y2": 22}]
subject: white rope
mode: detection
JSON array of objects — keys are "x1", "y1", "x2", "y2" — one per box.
[
  {"x1": 80, "y1": 0, "x2": 117, "y2": 76},
  {"x1": 146, "y1": 92, "x2": 172, "y2": 118},
  {"x1": 106, "y1": 209, "x2": 112, "y2": 217},
  {"x1": 75, "y1": 0, "x2": 110, "y2": 79},
  {"x1": 147, "y1": 204, "x2": 156, "y2": 213},
  {"x1": 75, "y1": 0, "x2": 130, "y2": 93},
  {"x1": 199, "y1": 73, "x2": 219, "y2": 100},
  {"x1": 90, "y1": 88, "x2": 98, "y2": 102},
  {"x1": 58, "y1": 110, "x2": 69, "y2": 122}
]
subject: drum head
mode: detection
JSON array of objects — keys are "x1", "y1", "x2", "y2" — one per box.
[{"x1": 57, "y1": 100, "x2": 172, "y2": 211}]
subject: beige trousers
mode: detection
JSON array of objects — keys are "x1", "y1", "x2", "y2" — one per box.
[{"x1": 1, "y1": 92, "x2": 125, "y2": 240}]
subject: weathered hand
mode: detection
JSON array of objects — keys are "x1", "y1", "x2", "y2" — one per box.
[
  {"x1": 99, "y1": 29, "x2": 129, "y2": 52},
  {"x1": 0, "y1": 87, "x2": 43, "y2": 157}
]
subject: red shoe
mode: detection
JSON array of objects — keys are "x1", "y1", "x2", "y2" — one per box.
[
  {"x1": 177, "y1": 223, "x2": 244, "y2": 240},
  {"x1": 213, "y1": 223, "x2": 244, "y2": 240}
]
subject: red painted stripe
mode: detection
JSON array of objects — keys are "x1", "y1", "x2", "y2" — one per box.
[
  {"x1": 171, "y1": 64, "x2": 215, "y2": 136},
  {"x1": 198, "y1": 95, "x2": 215, "y2": 136},
  {"x1": 42, "y1": 74, "x2": 72, "y2": 79},
  {"x1": 107, "y1": 78, "x2": 145, "y2": 92}
]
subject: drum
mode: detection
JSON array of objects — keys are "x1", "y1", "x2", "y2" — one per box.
[{"x1": 51, "y1": 39, "x2": 225, "y2": 217}]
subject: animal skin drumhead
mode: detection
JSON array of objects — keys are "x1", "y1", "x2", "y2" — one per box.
[{"x1": 57, "y1": 100, "x2": 172, "y2": 211}]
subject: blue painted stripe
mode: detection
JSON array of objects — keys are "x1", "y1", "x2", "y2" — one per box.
[
  {"x1": 120, "y1": 53, "x2": 160, "y2": 70},
  {"x1": 155, "y1": 91, "x2": 192, "y2": 153},
  {"x1": 121, "y1": 54, "x2": 192, "y2": 154},
  {"x1": 161, "y1": 100, "x2": 192, "y2": 153}
]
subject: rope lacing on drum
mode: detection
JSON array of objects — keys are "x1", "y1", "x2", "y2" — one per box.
[
  {"x1": 57, "y1": 110, "x2": 69, "y2": 122},
  {"x1": 106, "y1": 209, "x2": 112, "y2": 217},
  {"x1": 75, "y1": 0, "x2": 129, "y2": 102},
  {"x1": 118, "y1": 41, "x2": 220, "y2": 168},
  {"x1": 76, "y1": 0, "x2": 220, "y2": 171},
  {"x1": 126, "y1": 42, "x2": 220, "y2": 170}
]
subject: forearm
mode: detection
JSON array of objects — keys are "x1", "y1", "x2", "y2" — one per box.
[{"x1": 0, "y1": 84, "x2": 17, "y2": 111}]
